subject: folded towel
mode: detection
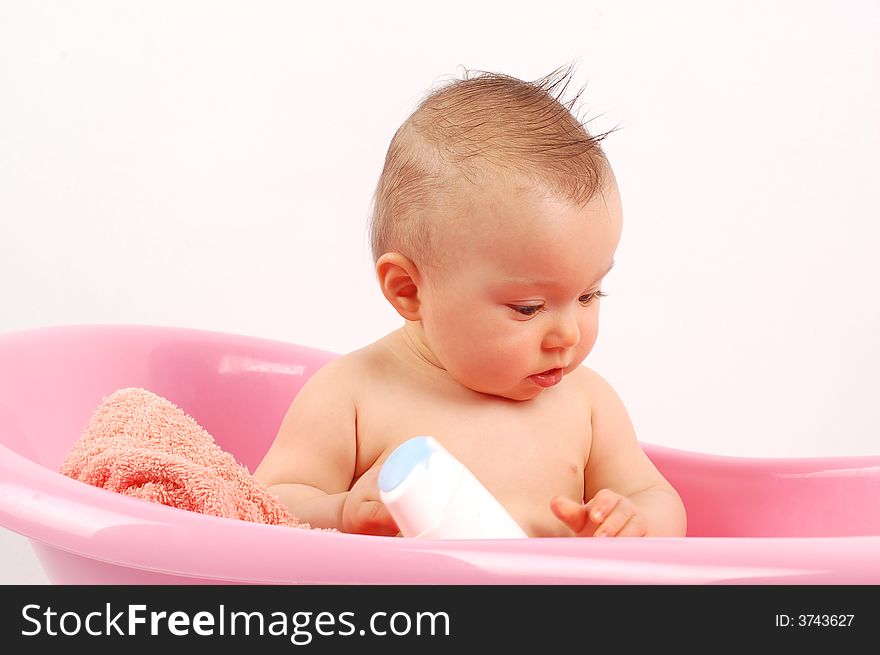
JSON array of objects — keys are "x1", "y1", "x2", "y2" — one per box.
[{"x1": 60, "y1": 387, "x2": 309, "y2": 528}]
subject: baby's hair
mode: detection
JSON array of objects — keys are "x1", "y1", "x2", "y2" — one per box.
[{"x1": 369, "y1": 63, "x2": 618, "y2": 268}]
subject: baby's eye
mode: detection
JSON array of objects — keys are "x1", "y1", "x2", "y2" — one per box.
[
  {"x1": 579, "y1": 290, "x2": 608, "y2": 305},
  {"x1": 509, "y1": 304, "x2": 544, "y2": 317}
]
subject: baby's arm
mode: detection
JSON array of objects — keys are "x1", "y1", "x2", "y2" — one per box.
[
  {"x1": 254, "y1": 360, "x2": 396, "y2": 535},
  {"x1": 551, "y1": 369, "x2": 687, "y2": 537}
]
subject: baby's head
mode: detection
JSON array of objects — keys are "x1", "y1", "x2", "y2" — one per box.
[{"x1": 370, "y1": 67, "x2": 623, "y2": 401}]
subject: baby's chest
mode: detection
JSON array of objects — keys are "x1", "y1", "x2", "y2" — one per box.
[{"x1": 355, "y1": 388, "x2": 591, "y2": 502}]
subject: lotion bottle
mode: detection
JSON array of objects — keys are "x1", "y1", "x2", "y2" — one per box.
[{"x1": 378, "y1": 436, "x2": 527, "y2": 539}]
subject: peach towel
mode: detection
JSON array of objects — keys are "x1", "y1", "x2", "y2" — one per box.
[{"x1": 60, "y1": 387, "x2": 308, "y2": 528}]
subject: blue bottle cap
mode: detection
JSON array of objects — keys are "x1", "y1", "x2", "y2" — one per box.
[{"x1": 378, "y1": 436, "x2": 438, "y2": 493}]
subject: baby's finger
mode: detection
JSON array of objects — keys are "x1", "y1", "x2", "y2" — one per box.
[
  {"x1": 615, "y1": 514, "x2": 649, "y2": 538},
  {"x1": 550, "y1": 496, "x2": 590, "y2": 534},
  {"x1": 584, "y1": 489, "x2": 620, "y2": 527},
  {"x1": 593, "y1": 503, "x2": 633, "y2": 537},
  {"x1": 353, "y1": 500, "x2": 399, "y2": 536}
]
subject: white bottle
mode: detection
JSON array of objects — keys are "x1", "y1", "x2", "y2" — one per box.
[{"x1": 378, "y1": 436, "x2": 527, "y2": 539}]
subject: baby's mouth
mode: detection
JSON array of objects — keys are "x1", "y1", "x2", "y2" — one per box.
[{"x1": 529, "y1": 368, "x2": 564, "y2": 388}]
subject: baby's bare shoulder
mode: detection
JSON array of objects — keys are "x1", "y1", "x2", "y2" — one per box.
[
  {"x1": 566, "y1": 364, "x2": 604, "y2": 395},
  {"x1": 566, "y1": 365, "x2": 621, "y2": 413},
  {"x1": 308, "y1": 338, "x2": 397, "y2": 391}
]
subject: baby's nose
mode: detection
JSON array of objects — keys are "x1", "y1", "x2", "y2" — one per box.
[{"x1": 543, "y1": 311, "x2": 580, "y2": 349}]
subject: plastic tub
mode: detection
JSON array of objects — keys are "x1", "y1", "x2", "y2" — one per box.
[{"x1": 1, "y1": 324, "x2": 878, "y2": 584}]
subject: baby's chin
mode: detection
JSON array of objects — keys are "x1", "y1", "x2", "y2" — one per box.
[
  {"x1": 457, "y1": 377, "x2": 547, "y2": 402},
  {"x1": 501, "y1": 388, "x2": 545, "y2": 402}
]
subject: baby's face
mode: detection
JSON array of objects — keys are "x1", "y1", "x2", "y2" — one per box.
[{"x1": 415, "y1": 176, "x2": 623, "y2": 401}]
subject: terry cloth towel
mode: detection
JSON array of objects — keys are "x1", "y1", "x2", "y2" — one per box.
[{"x1": 60, "y1": 387, "x2": 309, "y2": 528}]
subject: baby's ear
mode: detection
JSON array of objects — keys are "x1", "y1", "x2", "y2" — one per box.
[{"x1": 376, "y1": 252, "x2": 422, "y2": 320}]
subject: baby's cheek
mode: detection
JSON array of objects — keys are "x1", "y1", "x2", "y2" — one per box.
[
  {"x1": 492, "y1": 334, "x2": 533, "y2": 368},
  {"x1": 580, "y1": 318, "x2": 600, "y2": 352}
]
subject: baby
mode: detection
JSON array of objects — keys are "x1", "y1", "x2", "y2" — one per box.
[{"x1": 255, "y1": 68, "x2": 687, "y2": 538}]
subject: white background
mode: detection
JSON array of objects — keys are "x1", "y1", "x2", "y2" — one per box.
[{"x1": 1, "y1": 0, "x2": 877, "y2": 583}]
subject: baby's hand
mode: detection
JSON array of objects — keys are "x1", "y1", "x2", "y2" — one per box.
[
  {"x1": 551, "y1": 489, "x2": 647, "y2": 537},
  {"x1": 342, "y1": 466, "x2": 400, "y2": 536}
]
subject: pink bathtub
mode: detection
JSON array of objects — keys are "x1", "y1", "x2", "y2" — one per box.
[{"x1": 1, "y1": 324, "x2": 879, "y2": 584}]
